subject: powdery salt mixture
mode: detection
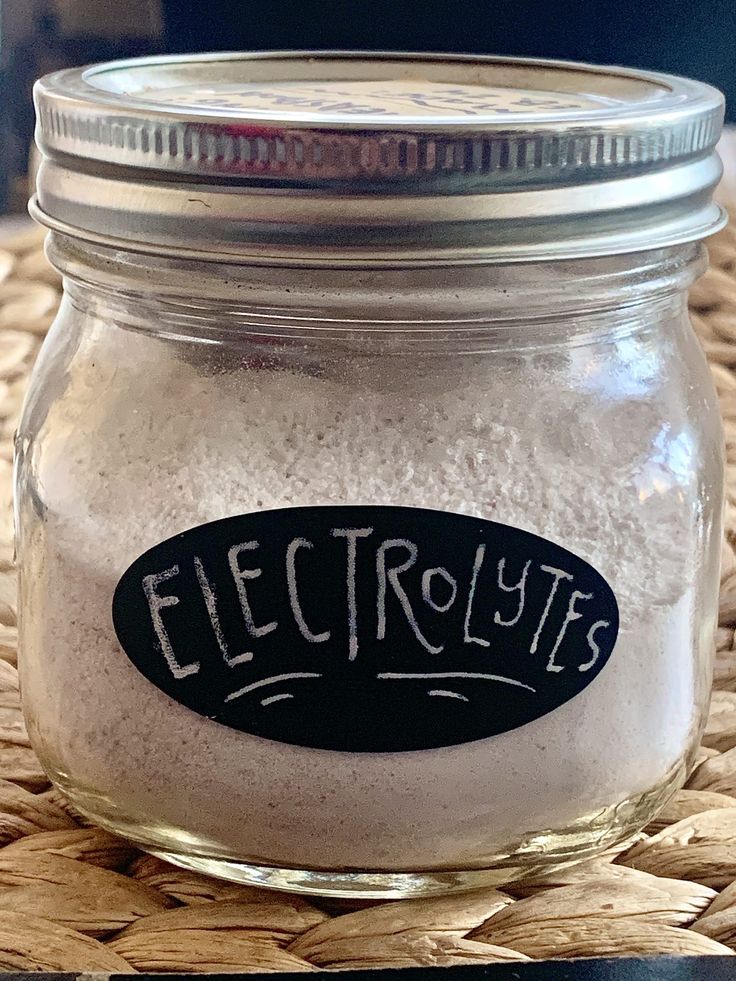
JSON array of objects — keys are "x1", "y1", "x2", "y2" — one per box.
[{"x1": 19, "y1": 316, "x2": 711, "y2": 870}]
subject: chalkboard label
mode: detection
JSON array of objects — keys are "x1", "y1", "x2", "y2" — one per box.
[{"x1": 113, "y1": 506, "x2": 619, "y2": 752}]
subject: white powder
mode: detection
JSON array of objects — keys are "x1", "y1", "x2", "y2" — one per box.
[{"x1": 19, "y1": 317, "x2": 713, "y2": 871}]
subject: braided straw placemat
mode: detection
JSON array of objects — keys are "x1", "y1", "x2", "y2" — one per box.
[{"x1": 0, "y1": 219, "x2": 735, "y2": 971}]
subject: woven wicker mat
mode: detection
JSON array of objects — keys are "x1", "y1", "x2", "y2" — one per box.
[{"x1": 1, "y1": 221, "x2": 736, "y2": 971}]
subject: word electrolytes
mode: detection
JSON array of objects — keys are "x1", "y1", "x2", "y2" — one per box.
[{"x1": 113, "y1": 507, "x2": 619, "y2": 751}]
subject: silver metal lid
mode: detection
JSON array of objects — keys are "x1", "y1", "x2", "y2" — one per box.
[{"x1": 31, "y1": 51, "x2": 726, "y2": 265}]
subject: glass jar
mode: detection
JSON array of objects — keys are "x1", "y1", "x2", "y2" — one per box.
[{"x1": 17, "y1": 53, "x2": 726, "y2": 898}]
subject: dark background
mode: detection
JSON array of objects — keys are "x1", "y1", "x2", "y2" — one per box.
[
  {"x1": 164, "y1": 0, "x2": 736, "y2": 113},
  {"x1": 2, "y1": 0, "x2": 736, "y2": 211},
  {"x1": 167, "y1": 0, "x2": 736, "y2": 116}
]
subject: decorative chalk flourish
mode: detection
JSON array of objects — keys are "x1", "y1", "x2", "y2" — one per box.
[
  {"x1": 226, "y1": 672, "x2": 322, "y2": 703},
  {"x1": 377, "y1": 671, "x2": 537, "y2": 693}
]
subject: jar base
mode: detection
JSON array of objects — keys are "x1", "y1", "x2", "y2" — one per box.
[
  {"x1": 42, "y1": 757, "x2": 690, "y2": 899},
  {"x1": 146, "y1": 849, "x2": 561, "y2": 898}
]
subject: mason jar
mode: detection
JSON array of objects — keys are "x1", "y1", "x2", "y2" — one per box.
[{"x1": 16, "y1": 52, "x2": 726, "y2": 898}]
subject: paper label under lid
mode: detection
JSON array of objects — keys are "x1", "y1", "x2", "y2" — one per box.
[
  {"x1": 112, "y1": 506, "x2": 619, "y2": 752},
  {"x1": 149, "y1": 78, "x2": 606, "y2": 117}
]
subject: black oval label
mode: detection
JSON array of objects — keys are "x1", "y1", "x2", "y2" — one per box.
[{"x1": 112, "y1": 506, "x2": 619, "y2": 752}]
